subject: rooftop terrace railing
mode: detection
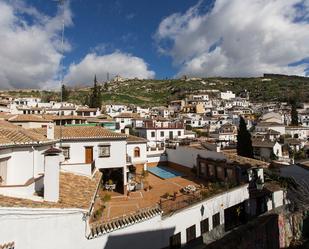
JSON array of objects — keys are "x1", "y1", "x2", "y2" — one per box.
[
  {"x1": 88, "y1": 205, "x2": 162, "y2": 239},
  {"x1": 159, "y1": 182, "x2": 243, "y2": 216}
]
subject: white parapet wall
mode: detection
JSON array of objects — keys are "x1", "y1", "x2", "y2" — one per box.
[
  {"x1": 166, "y1": 146, "x2": 226, "y2": 169},
  {"x1": 0, "y1": 184, "x2": 249, "y2": 249}
]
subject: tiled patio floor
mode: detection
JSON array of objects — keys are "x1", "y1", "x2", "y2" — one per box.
[{"x1": 94, "y1": 169, "x2": 205, "y2": 222}]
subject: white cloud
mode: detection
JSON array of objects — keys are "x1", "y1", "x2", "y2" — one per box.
[
  {"x1": 156, "y1": 0, "x2": 309, "y2": 77},
  {"x1": 0, "y1": 0, "x2": 72, "y2": 89},
  {"x1": 64, "y1": 52, "x2": 155, "y2": 85}
]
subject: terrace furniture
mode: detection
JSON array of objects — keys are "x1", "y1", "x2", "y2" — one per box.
[
  {"x1": 128, "y1": 182, "x2": 137, "y2": 191},
  {"x1": 105, "y1": 184, "x2": 116, "y2": 191},
  {"x1": 182, "y1": 185, "x2": 197, "y2": 194}
]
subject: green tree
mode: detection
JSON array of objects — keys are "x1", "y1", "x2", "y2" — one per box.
[
  {"x1": 290, "y1": 99, "x2": 299, "y2": 126},
  {"x1": 237, "y1": 116, "x2": 253, "y2": 158},
  {"x1": 89, "y1": 75, "x2": 102, "y2": 108},
  {"x1": 61, "y1": 84, "x2": 70, "y2": 101}
]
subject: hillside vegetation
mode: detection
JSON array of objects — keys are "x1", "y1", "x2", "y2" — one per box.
[{"x1": 3, "y1": 74, "x2": 309, "y2": 106}]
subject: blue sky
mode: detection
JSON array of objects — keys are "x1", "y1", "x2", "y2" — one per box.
[
  {"x1": 26, "y1": 0, "x2": 201, "y2": 80},
  {"x1": 0, "y1": 0, "x2": 309, "y2": 89}
]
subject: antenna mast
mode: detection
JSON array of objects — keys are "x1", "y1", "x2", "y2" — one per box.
[{"x1": 57, "y1": 0, "x2": 65, "y2": 147}]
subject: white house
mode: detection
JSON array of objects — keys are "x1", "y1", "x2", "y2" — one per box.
[
  {"x1": 255, "y1": 122, "x2": 286, "y2": 135},
  {"x1": 76, "y1": 108, "x2": 101, "y2": 117},
  {"x1": 7, "y1": 114, "x2": 52, "y2": 129},
  {"x1": 0, "y1": 121, "x2": 56, "y2": 199},
  {"x1": 135, "y1": 120, "x2": 186, "y2": 148},
  {"x1": 260, "y1": 112, "x2": 284, "y2": 124},
  {"x1": 252, "y1": 139, "x2": 288, "y2": 162},
  {"x1": 220, "y1": 91, "x2": 235, "y2": 100},
  {"x1": 285, "y1": 126, "x2": 309, "y2": 140},
  {"x1": 114, "y1": 112, "x2": 140, "y2": 131},
  {"x1": 31, "y1": 125, "x2": 129, "y2": 194}
]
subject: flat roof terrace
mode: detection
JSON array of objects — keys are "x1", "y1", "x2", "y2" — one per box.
[{"x1": 90, "y1": 165, "x2": 241, "y2": 226}]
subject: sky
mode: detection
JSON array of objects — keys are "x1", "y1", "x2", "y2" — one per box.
[{"x1": 0, "y1": 0, "x2": 309, "y2": 89}]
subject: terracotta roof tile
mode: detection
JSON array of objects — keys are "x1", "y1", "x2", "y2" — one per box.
[
  {"x1": 31, "y1": 126, "x2": 127, "y2": 140},
  {"x1": 0, "y1": 121, "x2": 52, "y2": 147},
  {"x1": 50, "y1": 115, "x2": 87, "y2": 121},
  {"x1": 114, "y1": 112, "x2": 140, "y2": 119},
  {"x1": 126, "y1": 135, "x2": 147, "y2": 143},
  {"x1": 0, "y1": 171, "x2": 102, "y2": 209},
  {"x1": 8, "y1": 114, "x2": 52, "y2": 123},
  {"x1": 223, "y1": 152, "x2": 270, "y2": 168},
  {"x1": 76, "y1": 108, "x2": 98, "y2": 112}
]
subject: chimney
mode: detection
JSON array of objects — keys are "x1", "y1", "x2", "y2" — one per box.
[
  {"x1": 124, "y1": 127, "x2": 130, "y2": 135},
  {"x1": 47, "y1": 123, "x2": 55, "y2": 140},
  {"x1": 43, "y1": 147, "x2": 62, "y2": 202}
]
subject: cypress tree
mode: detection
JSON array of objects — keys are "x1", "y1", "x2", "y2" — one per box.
[
  {"x1": 89, "y1": 75, "x2": 102, "y2": 108},
  {"x1": 237, "y1": 116, "x2": 253, "y2": 158},
  {"x1": 61, "y1": 84, "x2": 70, "y2": 102},
  {"x1": 290, "y1": 100, "x2": 299, "y2": 126}
]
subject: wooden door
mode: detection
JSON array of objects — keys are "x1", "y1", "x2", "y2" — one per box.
[{"x1": 85, "y1": 147, "x2": 93, "y2": 164}]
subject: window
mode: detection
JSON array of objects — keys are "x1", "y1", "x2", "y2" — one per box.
[
  {"x1": 134, "y1": 147, "x2": 140, "y2": 158},
  {"x1": 177, "y1": 131, "x2": 181, "y2": 137},
  {"x1": 151, "y1": 131, "x2": 155, "y2": 138},
  {"x1": 0, "y1": 158, "x2": 8, "y2": 185},
  {"x1": 98, "y1": 145, "x2": 110, "y2": 157},
  {"x1": 61, "y1": 146, "x2": 70, "y2": 160},
  {"x1": 186, "y1": 225, "x2": 196, "y2": 243},
  {"x1": 169, "y1": 131, "x2": 173, "y2": 139},
  {"x1": 160, "y1": 131, "x2": 164, "y2": 137},
  {"x1": 212, "y1": 213, "x2": 220, "y2": 228},
  {"x1": 200, "y1": 218, "x2": 209, "y2": 234},
  {"x1": 169, "y1": 232, "x2": 181, "y2": 249}
]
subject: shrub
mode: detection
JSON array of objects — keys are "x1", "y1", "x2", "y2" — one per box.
[
  {"x1": 201, "y1": 190, "x2": 210, "y2": 199},
  {"x1": 93, "y1": 207, "x2": 104, "y2": 220},
  {"x1": 162, "y1": 192, "x2": 170, "y2": 199},
  {"x1": 101, "y1": 194, "x2": 111, "y2": 203}
]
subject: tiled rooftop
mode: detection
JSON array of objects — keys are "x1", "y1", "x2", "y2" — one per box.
[
  {"x1": 114, "y1": 112, "x2": 140, "y2": 119},
  {"x1": 8, "y1": 114, "x2": 52, "y2": 122},
  {"x1": 31, "y1": 126, "x2": 127, "y2": 140},
  {"x1": 76, "y1": 108, "x2": 98, "y2": 112},
  {"x1": 49, "y1": 115, "x2": 87, "y2": 120},
  {"x1": 0, "y1": 121, "x2": 52, "y2": 147},
  {"x1": 224, "y1": 152, "x2": 270, "y2": 168},
  {"x1": 0, "y1": 171, "x2": 102, "y2": 209},
  {"x1": 126, "y1": 135, "x2": 147, "y2": 143}
]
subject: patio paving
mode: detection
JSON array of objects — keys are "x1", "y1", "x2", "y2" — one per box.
[{"x1": 92, "y1": 168, "x2": 205, "y2": 222}]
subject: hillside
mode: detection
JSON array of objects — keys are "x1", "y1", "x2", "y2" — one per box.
[
  {"x1": 3, "y1": 74, "x2": 309, "y2": 106},
  {"x1": 92, "y1": 74, "x2": 309, "y2": 106}
]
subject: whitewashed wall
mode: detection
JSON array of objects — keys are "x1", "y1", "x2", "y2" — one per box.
[
  {"x1": 59, "y1": 140, "x2": 126, "y2": 169},
  {"x1": 11, "y1": 122, "x2": 50, "y2": 129},
  {"x1": 0, "y1": 145, "x2": 49, "y2": 186},
  {"x1": 0, "y1": 184, "x2": 249, "y2": 249},
  {"x1": 166, "y1": 146, "x2": 226, "y2": 168},
  {"x1": 126, "y1": 143, "x2": 147, "y2": 165}
]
